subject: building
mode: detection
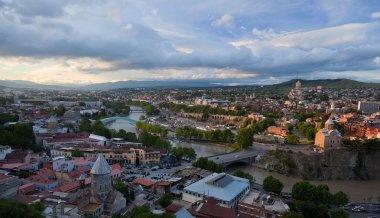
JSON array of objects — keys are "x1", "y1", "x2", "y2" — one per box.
[
  {"x1": 0, "y1": 173, "x2": 21, "y2": 198},
  {"x1": 358, "y1": 101, "x2": 380, "y2": 114},
  {"x1": 315, "y1": 116, "x2": 342, "y2": 151},
  {"x1": 267, "y1": 126, "x2": 288, "y2": 137},
  {"x1": 182, "y1": 173, "x2": 250, "y2": 208},
  {"x1": 238, "y1": 191, "x2": 289, "y2": 218},
  {"x1": 288, "y1": 80, "x2": 303, "y2": 100}
]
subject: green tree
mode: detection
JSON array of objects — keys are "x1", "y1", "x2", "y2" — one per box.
[
  {"x1": 332, "y1": 191, "x2": 348, "y2": 206},
  {"x1": 71, "y1": 148, "x2": 84, "y2": 157},
  {"x1": 330, "y1": 208, "x2": 349, "y2": 218},
  {"x1": 233, "y1": 170, "x2": 255, "y2": 184},
  {"x1": 263, "y1": 176, "x2": 283, "y2": 195},
  {"x1": 79, "y1": 117, "x2": 92, "y2": 132},
  {"x1": 139, "y1": 115, "x2": 146, "y2": 120},
  {"x1": 236, "y1": 128, "x2": 253, "y2": 149},
  {"x1": 286, "y1": 134, "x2": 300, "y2": 144},
  {"x1": 158, "y1": 193, "x2": 173, "y2": 208},
  {"x1": 0, "y1": 198, "x2": 44, "y2": 218},
  {"x1": 282, "y1": 211, "x2": 304, "y2": 218},
  {"x1": 292, "y1": 181, "x2": 316, "y2": 202},
  {"x1": 92, "y1": 120, "x2": 111, "y2": 138},
  {"x1": 54, "y1": 104, "x2": 66, "y2": 116}
]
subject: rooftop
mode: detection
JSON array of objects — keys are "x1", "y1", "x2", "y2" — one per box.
[{"x1": 90, "y1": 154, "x2": 111, "y2": 175}]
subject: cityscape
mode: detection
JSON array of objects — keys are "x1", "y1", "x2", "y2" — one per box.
[{"x1": 1, "y1": 1, "x2": 380, "y2": 218}]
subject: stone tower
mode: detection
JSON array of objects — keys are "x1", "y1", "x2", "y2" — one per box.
[
  {"x1": 90, "y1": 154, "x2": 112, "y2": 201},
  {"x1": 47, "y1": 116, "x2": 58, "y2": 130},
  {"x1": 324, "y1": 115, "x2": 334, "y2": 131}
]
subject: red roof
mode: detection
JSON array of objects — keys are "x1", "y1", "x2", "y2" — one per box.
[
  {"x1": 165, "y1": 203, "x2": 183, "y2": 213},
  {"x1": 55, "y1": 177, "x2": 91, "y2": 193},
  {"x1": 133, "y1": 178, "x2": 156, "y2": 187},
  {"x1": 0, "y1": 173, "x2": 11, "y2": 180},
  {"x1": 19, "y1": 183, "x2": 36, "y2": 194}
]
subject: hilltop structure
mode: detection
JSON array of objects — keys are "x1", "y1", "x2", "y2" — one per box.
[{"x1": 288, "y1": 80, "x2": 303, "y2": 101}]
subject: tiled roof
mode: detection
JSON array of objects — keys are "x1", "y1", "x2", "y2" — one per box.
[{"x1": 133, "y1": 178, "x2": 156, "y2": 187}]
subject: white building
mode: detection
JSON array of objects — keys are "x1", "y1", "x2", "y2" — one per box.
[{"x1": 182, "y1": 173, "x2": 250, "y2": 208}]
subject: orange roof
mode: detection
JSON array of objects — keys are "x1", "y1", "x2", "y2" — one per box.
[
  {"x1": 19, "y1": 183, "x2": 36, "y2": 194},
  {"x1": 133, "y1": 178, "x2": 156, "y2": 187},
  {"x1": 158, "y1": 181, "x2": 173, "y2": 186}
]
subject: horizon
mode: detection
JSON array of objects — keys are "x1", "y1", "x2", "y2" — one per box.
[{"x1": 0, "y1": 1, "x2": 380, "y2": 84}]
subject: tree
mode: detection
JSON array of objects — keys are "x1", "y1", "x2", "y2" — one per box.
[
  {"x1": 330, "y1": 208, "x2": 349, "y2": 218},
  {"x1": 0, "y1": 198, "x2": 44, "y2": 218},
  {"x1": 139, "y1": 115, "x2": 146, "y2": 120},
  {"x1": 71, "y1": 148, "x2": 84, "y2": 157},
  {"x1": 54, "y1": 104, "x2": 66, "y2": 116},
  {"x1": 236, "y1": 128, "x2": 253, "y2": 149},
  {"x1": 332, "y1": 191, "x2": 348, "y2": 206},
  {"x1": 282, "y1": 211, "x2": 304, "y2": 218},
  {"x1": 233, "y1": 170, "x2": 255, "y2": 184},
  {"x1": 192, "y1": 157, "x2": 223, "y2": 173},
  {"x1": 263, "y1": 176, "x2": 283, "y2": 195},
  {"x1": 92, "y1": 120, "x2": 111, "y2": 138},
  {"x1": 286, "y1": 134, "x2": 300, "y2": 144},
  {"x1": 158, "y1": 193, "x2": 173, "y2": 208},
  {"x1": 292, "y1": 181, "x2": 316, "y2": 202},
  {"x1": 79, "y1": 117, "x2": 92, "y2": 132}
]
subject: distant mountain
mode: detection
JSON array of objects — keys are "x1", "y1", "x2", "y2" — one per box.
[
  {"x1": 80, "y1": 80, "x2": 219, "y2": 90},
  {"x1": 0, "y1": 80, "x2": 70, "y2": 90}
]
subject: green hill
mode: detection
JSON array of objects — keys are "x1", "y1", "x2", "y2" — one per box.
[{"x1": 255, "y1": 79, "x2": 380, "y2": 96}]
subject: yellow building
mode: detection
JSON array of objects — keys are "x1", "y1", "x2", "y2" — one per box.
[{"x1": 315, "y1": 116, "x2": 342, "y2": 151}]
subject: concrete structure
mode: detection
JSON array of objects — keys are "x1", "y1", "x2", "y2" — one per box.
[
  {"x1": 315, "y1": 116, "x2": 342, "y2": 151},
  {"x1": 207, "y1": 150, "x2": 262, "y2": 167},
  {"x1": 238, "y1": 191, "x2": 289, "y2": 218},
  {"x1": 358, "y1": 101, "x2": 380, "y2": 114},
  {"x1": 288, "y1": 80, "x2": 303, "y2": 100},
  {"x1": 182, "y1": 173, "x2": 250, "y2": 208}
]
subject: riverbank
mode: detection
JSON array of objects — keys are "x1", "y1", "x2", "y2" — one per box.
[{"x1": 228, "y1": 164, "x2": 380, "y2": 203}]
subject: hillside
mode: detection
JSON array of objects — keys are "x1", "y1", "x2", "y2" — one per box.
[{"x1": 254, "y1": 79, "x2": 380, "y2": 96}]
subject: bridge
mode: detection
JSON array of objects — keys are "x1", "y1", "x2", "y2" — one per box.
[
  {"x1": 130, "y1": 109, "x2": 145, "y2": 113},
  {"x1": 207, "y1": 149, "x2": 264, "y2": 167},
  {"x1": 100, "y1": 117, "x2": 138, "y2": 125}
]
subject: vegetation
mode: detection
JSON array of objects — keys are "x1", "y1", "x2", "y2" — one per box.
[
  {"x1": 126, "y1": 100, "x2": 160, "y2": 115},
  {"x1": 54, "y1": 104, "x2": 66, "y2": 116},
  {"x1": 129, "y1": 205, "x2": 174, "y2": 218},
  {"x1": 176, "y1": 127, "x2": 234, "y2": 143},
  {"x1": 282, "y1": 211, "x2": 304, "y2": 218},
  {"x1": 330, "y1": 208, "x2": 349, "y2": 218},
  {"x1": 233, "y1": 170, "x2": 255, "y2": 184},
  {"x1": 103, "y1": 101, "x2": 130, "y2": 115},
  {"x1": 139, "y1": 115, "x2": 146, "y2": 120},
  {"x1": 136, "y1": 122, "x2": 168, "y2": 137},
  {"x1": 71, "y1": 148, "x2": 84, "y2": 157},
  {"x1": 332, "y1": 191, "x2": 348, "y2": 206},
  {"x1": 159, "y1": 102, "x2": 247, "y2": 116},
  {"x1": 78, "y1": 118, "x2": 111, "y2": 138},
  {"x1": 0, "y1": 113, "x2": 19, "y2": 125},
  {"x1": 285, "y1": 134, "x2": 300, "y2": 144},
  {"x1": 114, "y1": 180, "x2": 135, "y2": 202},
  {"x1": 79, "y1": 117, "x2": 92, "y2": 132},
  {"x1": 111, "y1": 129, "x2": 138, "y2": 142},
  {"x1": 158, "y1": 193, "x2": 173, "y2": 208},
  {"x1": 192, "y1": 157, "x2": 223, "y2": 173},
  {"x1": 0, "y1": 123, "x2": 40, "y2": 151},
  {"x1": 138, "y1": 131, "x2": 172, "y2": 149},
  {"x1": 236, "y1": 128, "x2": 254, "y2": 149},
  {"x1": 0, "y1": 198, "x2": 44, "y2": 218},
  {"x1": 171, "y1": 147, "x2": 196, "y2": 161},
  {"x1": 263, "y1": 176, "x2": 283, "y2": 195},
  {"x1": 297, "y1": 122, "x2": 317, "y2": 141}
]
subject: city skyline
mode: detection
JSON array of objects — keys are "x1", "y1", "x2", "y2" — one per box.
[{"x1": 0, "y1": 0, "x2": 380, "y2": 85}]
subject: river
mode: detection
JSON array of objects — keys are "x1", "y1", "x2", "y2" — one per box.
[
  {"x1": 173, "y1": 141, "x2": 380, "y2": 203},
  {"x1": 106, "y1": 106, "x2": 146, "y2": 133},
  {"x1": 106, "y1": 114, "x2": 380, "y2": 203}
]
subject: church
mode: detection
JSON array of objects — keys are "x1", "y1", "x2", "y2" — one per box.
[
  {"x1": 314, "y1": 115, "x2": 342, "y2": 152},
  {"x1": 71, "y1": 154, "x2": 127, "y2": 217}
]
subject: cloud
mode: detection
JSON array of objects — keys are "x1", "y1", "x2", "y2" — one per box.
[
  {"x1": 372, "y1": 11, "x2": 380, "y2": 19},
  {"x1": 212, "y1": 14, "x2": 235, "y2": 29},
  {"x1": 375, "y1": 57, "x2": 380, "y2": 64}
]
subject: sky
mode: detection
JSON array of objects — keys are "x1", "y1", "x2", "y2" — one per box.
[{"x1": 0, "y1": 0, "x2": 380, "y2": 85}]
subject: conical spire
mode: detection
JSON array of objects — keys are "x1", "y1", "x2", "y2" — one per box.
[{"x1": 90, "y1": 154, "x2": 111, "y2": 175}]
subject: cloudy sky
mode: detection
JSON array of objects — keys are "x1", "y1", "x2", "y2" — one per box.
[{"x1": 0, "y1": 0, "x2": 380, "y2": 85}]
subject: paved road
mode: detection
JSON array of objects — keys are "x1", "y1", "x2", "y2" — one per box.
[{"x1": 208, "y1": 149, "x2": 264, "y2": 165}]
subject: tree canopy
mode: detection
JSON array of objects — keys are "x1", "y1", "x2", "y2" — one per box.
[{"x1": 263, "y1": 176, "x2": 283, "y2": 195}]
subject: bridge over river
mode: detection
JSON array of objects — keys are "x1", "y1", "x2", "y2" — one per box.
[
  {"x1": 207, "y1": 149, "x2": 264, "y2": 167},
  {"x1": 100, "y1": 117, "x2": 139, "y2": 125}
]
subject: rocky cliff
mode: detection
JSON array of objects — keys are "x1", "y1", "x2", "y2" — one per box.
[{"x1": 259, "y1": 148, "x2": 380, "y2": 180}]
